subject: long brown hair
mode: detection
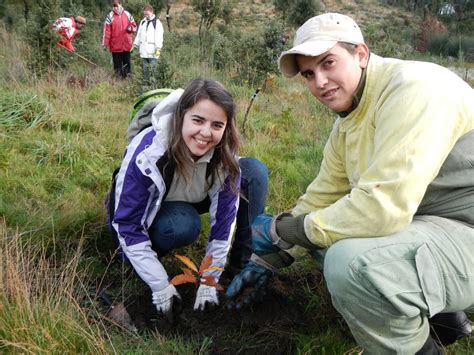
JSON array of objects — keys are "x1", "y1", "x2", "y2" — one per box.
[{"x1": 168, "y1": 77, "x2": 240, "y2": 191}]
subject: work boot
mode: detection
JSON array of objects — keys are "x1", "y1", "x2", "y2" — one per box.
[
  {"x1": 415, "y1": 336, "x2": 442, "y2": 355},
  {"x1": 429, "y1": 311, "x2": 472, "y2": 346}
]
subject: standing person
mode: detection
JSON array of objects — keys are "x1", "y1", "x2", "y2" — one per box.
[
  {"x1": 51, "y1": 16, "x2": 86, "y2": 53},
  {"x1": 133, "y1": 4, "x2": 164, "y2": 88},
  {"x1": 226, "y1": 13, "x2": 473, "y2": 354},
  {"x1": 102, "y1": 0, "x2": 137, "y2": 79},
  {"x1": 108, "y1": 77, "x2": 268, "y2": 321}
]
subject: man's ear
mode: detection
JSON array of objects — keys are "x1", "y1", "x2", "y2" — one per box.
[{"x1": 356, "y1": 44, "x2": 370, "y2": 69}]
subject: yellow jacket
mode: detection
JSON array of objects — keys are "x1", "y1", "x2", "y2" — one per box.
[{"x1": 291, "y1": 54, "x2": 474, "y2": 251}]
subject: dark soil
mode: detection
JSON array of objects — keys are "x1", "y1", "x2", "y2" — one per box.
[{"x1": 116, "y1": 270, "x2": 350, "y2": 354}]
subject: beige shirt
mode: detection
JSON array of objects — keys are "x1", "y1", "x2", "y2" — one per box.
[{"x1": 165, "y1": 149, "x2": 214, "y2": 203}]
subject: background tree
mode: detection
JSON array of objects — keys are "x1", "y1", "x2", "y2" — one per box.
[
  {"x1": 273, "y1": 0, "x2": 324, "y2": 28},
  {"x1": 192, "y1": 0, "x2": 223, "y2": 39},
  {"x1": 288, "y1": 0, "x2": 324, "y2": 27},
  {"x1": 27, "y1": 0, "x2": 60, "y2": 75}
]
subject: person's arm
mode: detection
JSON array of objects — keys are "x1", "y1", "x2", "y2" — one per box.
[
  {"x1": 127, "y1": 11, "x2": 137, "y2": 33},
  {"x1": 155, "y1": 19, "x2": 164, "y2": 50},
  {"x1": 102, "y1": 13, "x2": 112, "y2": 48},
  {"x1": 133, "y1": 20, "x2": 142, "y2": 48},
  {"x1": 302, "y1": 71, "x2": 471, "y2": 248},
  {"x1": 203, "y1": 173, "x2": 240, "y2": 281},
  {"x1": 113, "y1": 141, "x2": 170, "y2": 293}
]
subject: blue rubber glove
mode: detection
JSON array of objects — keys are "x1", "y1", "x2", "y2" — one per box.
[
  {"x1": 251, "y1": 213, "x2": 280, "y2": 255},
  {"x1": 225, "y1": 213, "x2": 294, "y2": 310},
  {"x1": 225, "y1": 260, "x2": 273, "y2": 310}
]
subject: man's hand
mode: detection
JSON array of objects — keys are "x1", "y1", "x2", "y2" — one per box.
[
  {"x1": 152, "y1": 284, "x2": 182, "y2": 323},
  {"x1": 194, "y1": 284, "x2": 219, "y2": 311},
  {"x1": 225, "y1": 214, "x2": 295, "y2": 310},
  {"x1": 225, "y1": 260, "x2": 273, "y2": 310},
  {"x1": 154, "y1": 49, "x2": 161, "y2": 59}
]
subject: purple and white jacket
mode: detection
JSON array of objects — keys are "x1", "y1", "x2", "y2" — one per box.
[{"x1": 112, "y1": 90, "x2": 240, "y2": 292}]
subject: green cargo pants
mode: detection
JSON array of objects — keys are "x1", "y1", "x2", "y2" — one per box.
[{"x1": 321, "y1": 215, "x2": 474, "y2": 354}]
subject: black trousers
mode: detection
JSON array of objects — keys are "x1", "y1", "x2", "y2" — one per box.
[{"x1": 112, "y1": 51, "x2": 131, "y2": 79}]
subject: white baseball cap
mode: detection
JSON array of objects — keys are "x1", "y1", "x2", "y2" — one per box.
[{"x1": 278, "y1": 13, "x2": 364, "y2": 78}]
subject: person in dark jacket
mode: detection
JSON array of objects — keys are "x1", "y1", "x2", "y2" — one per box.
[{"x1": 102, "y1": 0, "x2": 137, "y2": 79}]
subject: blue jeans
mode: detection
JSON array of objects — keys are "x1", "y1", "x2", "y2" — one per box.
[{"x1": 148, "y1": 157, "x2": 268, "y2": 268}]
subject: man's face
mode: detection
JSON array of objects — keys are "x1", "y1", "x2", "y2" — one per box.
[
  {"x1": 144, "y1": 10, "x2": 153, "y2": 19},
  {"x1": 296, "y1": 43, "x2": 369, "y2": 112}
]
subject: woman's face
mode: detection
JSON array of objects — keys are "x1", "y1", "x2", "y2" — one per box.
[{"x1": 181, "y1": 99, "x2": 228, "y2": 161}]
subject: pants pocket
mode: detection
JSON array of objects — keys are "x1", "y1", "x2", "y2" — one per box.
[{"x1": 415, "y1": 243, "x2": 446, "y2": 317}]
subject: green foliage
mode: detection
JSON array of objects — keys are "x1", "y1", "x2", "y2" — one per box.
[
  {"x1": 26, "y1": 0, "x2": 61, "y2": 75},
  {"x1": 1, "y1": 1, "x2": 473, "y2": 354},
  {"x1": 273, "y1": 0, "x2": 324, "y2": 27},
  {"x1": 220, "y1": 0, "x2": 237, "y2": 25},
  {"x1": 288, "y1": 0, "x2": 323, "y2": 27},
  {"x1": 427, "y1": 33, "x2": 474, "y2": 59},
  {"x1": 86, "y1": 81, "x2": 113, "y2": 104},
  {"x1": 273, "y1": 0, "x2": 292, "y2": 18},
  {"x1": 0, "y1": 90, "x2": 52, "y2": 129},
  {"x1": 193, "y1": 0, "x2": 223, "y2": 35},
  {"x1": 126, "y1": 0, "x2": 166, "y2": 20},
  {"x1": 208, "y1": 19, "x2": 286, "y2": 85}
]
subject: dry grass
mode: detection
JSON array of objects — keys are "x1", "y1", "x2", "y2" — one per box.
[{"x1": 0, "y1": 227, "x2": 108, "y2": 354}]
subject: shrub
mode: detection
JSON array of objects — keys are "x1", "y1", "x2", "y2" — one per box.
[
  {"x1": 288, "y1": 0, "x2": 323, "y2": 28},
  {"x1": 427, "y1": 33, "x2": 474, "y2": 59},
  {"x1": 26, "y1": 0, "x2": 61, "y2": 75},
  {"x1": 125, "y1": 0, "x2": 166, "y2": 22}
]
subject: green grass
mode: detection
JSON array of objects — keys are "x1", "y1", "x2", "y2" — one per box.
[{"x1": 0, "y1": 4, "x2": 473, "y2": 354}]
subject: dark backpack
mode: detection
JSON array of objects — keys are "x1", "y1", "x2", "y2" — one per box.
[{"x1": 139, "y1": 17, "x2": 157, "y2": 31}]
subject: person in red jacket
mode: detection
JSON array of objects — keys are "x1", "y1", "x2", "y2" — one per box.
[
  {"x1": 102, "y1": 0, "x2": 137, "y2": 79},
  {"x1": 52, "y1": 16, "x2": 86, "y2": 53}
]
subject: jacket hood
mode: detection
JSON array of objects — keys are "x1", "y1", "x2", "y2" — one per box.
[{"x1": 151, "y1": 88, "x2": 184, "y2": 146}]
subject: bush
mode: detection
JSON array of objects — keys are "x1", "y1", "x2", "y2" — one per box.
[
  {"x1": 288, "y1": 0, "x2": 323, "y2": 27},
  {"x1": 208, "y1": 20, "x2": 286, "y2": 85},
  {"x1": 427, "y1": 33, "x2": 474, "y2": 59},
  {"x1": 126, "y1": 0, "x2": 165, "y2": 21}
]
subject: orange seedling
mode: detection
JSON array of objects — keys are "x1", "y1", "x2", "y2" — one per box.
[{"x1": 170, "y1": 255, "x2": 224, "y2": 291}]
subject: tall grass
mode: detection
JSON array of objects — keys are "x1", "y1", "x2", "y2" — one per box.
[
  {"x1": 0, "y1": 228, "x2": 108, "y2": 354},
  {"x1": 0, "y1": 91, "x2": 51, "y2": 129},
  {"x1": 0, "y1": 3, "x2": 473, "y2": 354}
]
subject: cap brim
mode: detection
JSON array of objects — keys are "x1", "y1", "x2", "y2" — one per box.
[{"x1": 278, "y1": 40, "x2": 337, "y2": 78}]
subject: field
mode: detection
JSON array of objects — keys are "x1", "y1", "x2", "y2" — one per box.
[{"x1": 1, "y1": 0, "x2": 473, "y2": 353}]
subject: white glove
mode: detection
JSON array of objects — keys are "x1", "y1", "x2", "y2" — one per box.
[
  {"x1": 152, "y1": 284, "x2": 181, "y2": 322},
  {"x1": 193, "y1": 284, "x2": 219, "y2": 311}
]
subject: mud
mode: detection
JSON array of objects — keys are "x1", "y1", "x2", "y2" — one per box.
[{"x1": 118, "y1": 271, "x2": 350, "y2": 354}]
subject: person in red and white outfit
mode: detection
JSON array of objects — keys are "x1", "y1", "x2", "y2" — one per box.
[
  {"x1": 52, "y1": 16, "x2": 86, "y2": 53},
  {"x1": 102, "y1": 0, "x2": 137, "y2": 79}
]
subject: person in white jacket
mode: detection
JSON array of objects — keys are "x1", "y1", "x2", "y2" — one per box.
[{"x1": 133, "y1": 4, "x2": 164, "y2": 87}]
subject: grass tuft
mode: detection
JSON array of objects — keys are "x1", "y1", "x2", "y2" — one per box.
[{"x1": 0, "y1": 91, "x2": 52, "y2": 130}]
